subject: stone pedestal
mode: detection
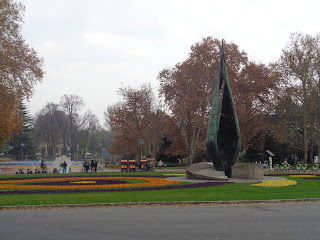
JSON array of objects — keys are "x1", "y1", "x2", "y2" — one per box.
[
  {"x1": 186, "y1": 162, "x2": 228, "y2": 181},
  {"x1": 232, "y1": 163, "x2": 264, "y2": 180}
]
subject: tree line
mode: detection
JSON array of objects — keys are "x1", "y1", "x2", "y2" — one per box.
[
  {"x1": 2, "y1": 95, "x2": 112, "y2": 160},
  {"x1": 106, "y1": 34, "x2": 320, "y2": 165},
  {"x1": 1, "y1": 1, "x2": 320, "y2": 164},
  {"x1": 33, "y1": 94, "x2": 111, "y2": 160}
]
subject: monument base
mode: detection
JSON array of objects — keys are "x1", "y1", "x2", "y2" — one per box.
[
  {"x1": 186, "y1": 162, "x2": 228, "y2": 181},
  {"x1": 232, "y1": 163, "x2": 264, "y2": 180}
]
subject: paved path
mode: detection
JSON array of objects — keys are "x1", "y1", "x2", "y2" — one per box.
[
  {"x1": 165, "y1": 175, "x2": 286, "y2": 183},
  {"x1": 1, "y1": 202, "x2": 320, "y2": 240}
]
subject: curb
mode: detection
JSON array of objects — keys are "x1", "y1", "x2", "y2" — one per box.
[{"x1": 1, "y1": 198, "x2": 320, "y2": 210}]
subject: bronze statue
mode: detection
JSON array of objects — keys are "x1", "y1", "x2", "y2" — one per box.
[{"x1": 206, "y1": 40, "x2": 241, "y2": 178}]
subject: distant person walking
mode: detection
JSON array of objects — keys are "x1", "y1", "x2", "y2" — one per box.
[
  {"x1": 158, "y1": 160, "x2": 163, "y2": 170},
  {"x1": 91, "y1": 160, "x2": 95, "y2": 172},
  {"x1": 94, "y1": 160, "x2": 98, "y2": 172},
  {"x1": 83, "y1": 161, "x2": 89, "y2": 173},
  {"x1": 62, "y1": 161, "x2": 67, "y2": 173}
]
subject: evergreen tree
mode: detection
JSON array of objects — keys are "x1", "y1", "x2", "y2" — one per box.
[
  {"x1": 242, "y1": 130, "x2": 301, "y2": 165},
  {"x1": 6, "y1": 102, "x2": 36, "y2": 159}
]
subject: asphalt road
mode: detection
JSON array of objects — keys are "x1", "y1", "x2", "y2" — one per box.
[{"x1": 0, "y1": 202, "x2": 320, "y2": 240}]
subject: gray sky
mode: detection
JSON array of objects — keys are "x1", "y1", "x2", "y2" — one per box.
[{"x1": 23, "y1": 0, "x2": 320, "y2": 126}]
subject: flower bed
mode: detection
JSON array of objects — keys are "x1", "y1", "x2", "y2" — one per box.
[
  {"x1": 0, "y1": 174, "x2": 167, "y2": 181},
  {"x1": 264, "y1": 173, "x2": 320, "y2": 177},
  {"x1": 0, "y1": 176, "x2": 180, "y2": 190},
  {"x1": 251, "y1": 180, "x2": 297, "y2": 187},
  {"x1": 0, "y1": 175, "x2": 233, "y2": 194},
  {"x1": 289, "y1": 175, "x2": 316, "y2": 178},
  {"x1": 29, "y1": 179, "x2": 127, "y2": 186}
]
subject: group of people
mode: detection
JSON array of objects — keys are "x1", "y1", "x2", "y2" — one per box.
[
  {"x1": 137, "y1": 160, "x2": 167, "y2": 171},
  {"x1": 142, "y1": 161, "x2": 153, "y2": 171},
  {"x1": 157, "y1": 160, "x2": 167, "y2": 170},
  {"x1": 16, "y1": 167, "x2": 47, "y2": 174},
  {"x1": 83, "y1": 160, "x2": 98, "y2": 173},
  {"x1": 16, "y1": 159, "x2": 49, "y2": 174}
]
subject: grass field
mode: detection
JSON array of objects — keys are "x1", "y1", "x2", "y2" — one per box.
[{"x1": 0, "y1": 172, "x2": 319, "y2": 206}]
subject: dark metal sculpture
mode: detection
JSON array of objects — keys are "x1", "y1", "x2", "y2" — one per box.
[{"x1": 206, "y1": 40, "x2": 241, "y2": 178}]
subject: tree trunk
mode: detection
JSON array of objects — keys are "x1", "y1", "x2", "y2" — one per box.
[
  {"x1": 303, "y1": 83, "x2": 308, "y2": 164},
  {"x1": 318, "y1": 79, "x2": 320, "y2": 163},
  {"x1": 303, "y1": 112, "x2": 308, "y2": 163},
  {"x1": 309, "y1": 141, "x2": 314, "y2": 163}
]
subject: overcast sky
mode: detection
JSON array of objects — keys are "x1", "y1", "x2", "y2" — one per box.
[{"x1": 22, "y1": 0, "x2": 320, "y2": 126}]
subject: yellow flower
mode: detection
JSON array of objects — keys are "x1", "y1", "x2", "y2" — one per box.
[
  {"x1": 251, "y1": 180, "x2": 297, "y2": 187},
  {"x1": 289, "y1": 175, "x2": 316, "y2": 178}
]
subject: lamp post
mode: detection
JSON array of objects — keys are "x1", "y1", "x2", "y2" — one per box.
[{"x1": 138, "y1": 139, "x2": 146, "y2": 161}]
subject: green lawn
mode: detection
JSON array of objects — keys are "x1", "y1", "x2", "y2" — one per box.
[{"x1": 0, "y1": 173, "x2": 319, "y2": 206}]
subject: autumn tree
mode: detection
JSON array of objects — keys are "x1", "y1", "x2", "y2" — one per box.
[
  {"x1": 156, "y1": 114, "x2": 187, "y2": 163},
  {"x1": 0, "y1": 0, "x2": 44, "y2": 146},
  {"x1": 59, "y1": 94, "x2": 85, "y2": 160},
  {"x1": 34, "y1": 103, "x2": 66, "y2": 156},
  {"x1": 34, "y1": 98, "x2": 104, "y2": 159},
  {"x1": 0, "y1": 86, "x2": 22, "y2": 146},
  {"x1": 76, "y1": 110, "x2": 100, "y2": 158},
  {"x1": 272, "y1": 32, "x2": 320, "y2": 163},
  {"x1": 91, "y1": 128, "x2": 114, "y2": 159},
  {"x1": 158, "y1": 37, "x2": 275, "y2": 163},
  {"x1": 105, "y1": 83, "x2": 166, "y2": 158}
]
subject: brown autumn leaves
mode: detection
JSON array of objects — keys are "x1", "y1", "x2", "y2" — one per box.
[
  {"x1": 107, "y1": 37, "x2": 275, "y2": 161},
  {"x1": 107, "y1": 34, "x2": 320, "y2": 164},
  {"x1": 0, "y1": 0, "x2": 44, "y2": 146},
  {"x1": 1, "y1": 1, "x2": 319, "y2": 163}
]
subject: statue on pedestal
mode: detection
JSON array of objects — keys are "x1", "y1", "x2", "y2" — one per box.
[{"x1": 206, "y1": 40, "x2": 241, "y2": 178}]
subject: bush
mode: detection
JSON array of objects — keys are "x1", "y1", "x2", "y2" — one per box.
[
  {"x1": 106, "y1": 164, "x2": 120, "y2": 169},
  {"x1": 237, "y1": 152, "x2": 249, "y2": 163}
]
